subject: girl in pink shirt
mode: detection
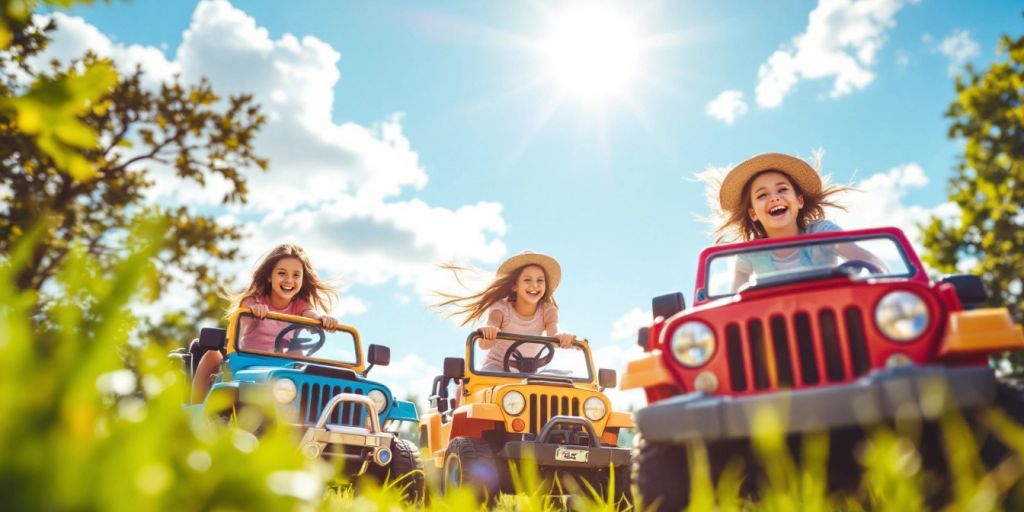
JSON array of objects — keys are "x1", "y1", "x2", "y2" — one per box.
[
  {"x1": 435, "y1": 251, "x2": 575, "y2": 372},
  {"x1": 190, "y1": 243, "x2": 339, "y2": 404}
]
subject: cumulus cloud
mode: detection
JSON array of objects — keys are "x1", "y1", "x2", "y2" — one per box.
[
  {"x1": 610, "y1": 307, "x2": 651, "y2": 343},
  {"x1": 370, "y1": 354, "x2": 440, "y2": 409},
  {"x1": 591, "y1": 344, "x2": 647, "y2": 411},
  {"x1": 828, "y1": 162, "x2": 958, "y2": 251},
  {"x1": 705, "y1": 90, "x2": 748, "y2": 125},
  {"x1": 40, "y1": 0, "x2": 509, "y2": 309},
  {"x1": 756, "y1": 0, "x2": 915, "y2": 108},
  {"x1": 937, "y1": 29, "x2": 980, "y2": 76}
]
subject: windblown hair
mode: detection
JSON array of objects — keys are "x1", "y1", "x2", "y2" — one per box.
[
  {"x1": 225, "y1": 243, "x2": 337, "y2": 316},
  {"x1": 432, "y1": 263, "x2": 558, "y2": 327},
  {"x1": 701, "y1": 152, "x2": 852, "y2": 243}
]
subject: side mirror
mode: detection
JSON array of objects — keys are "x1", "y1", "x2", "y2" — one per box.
[
  {"x1": 198, "y1": 327, "x2": 227, "y2": 350},
  {"x1": 367, "y1": 344, "x2": 391, "y2": 366},
  {"x1": 652, "y1": 292, "x2": 685, "y2": 321},
  {"x1": 940, "y1": 274, "x2": 988, "y2": 307},
  {"x1": 363, "y1": 344, "x2": 390, "y2": 375},
  {"x1": 636, "y1": 327, "x2": 650, "y2": 349},
  {"x1": 444, "y1": 357, "x2": 465, "y2": 381},
  {"x1": 598, "y1": 368, "x2": 617, "y2": 390}
]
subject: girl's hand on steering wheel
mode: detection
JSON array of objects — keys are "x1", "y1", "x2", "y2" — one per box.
[
  {"x1": 554, "y1": 332, "x2": 575, "y2": 348},
  {"x1": 320, "y1": 315, "x2": 339, "y2": 331},
  {"x1": 250, "y1": 303, "x2": 269, "y2": 318}
]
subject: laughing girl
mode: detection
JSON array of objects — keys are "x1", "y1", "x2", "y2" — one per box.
[{"x1": 708, "y1": 152, "x2": 884, "y2": 290}]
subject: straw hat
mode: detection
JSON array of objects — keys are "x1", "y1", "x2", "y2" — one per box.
[
  {"x1": 496, "y1": 251, "x2": 561, "y2": 296},
  {"x1": 719, "y1": 153, "x2": 822, "y2": 213}
]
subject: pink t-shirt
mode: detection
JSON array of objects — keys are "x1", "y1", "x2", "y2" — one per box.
[
  {"x1": 238, "y1": 295, "x2": 313, "y2": 352},
  {"x1": 481, "y1": 299, "x2": 558, "y2": 371}
]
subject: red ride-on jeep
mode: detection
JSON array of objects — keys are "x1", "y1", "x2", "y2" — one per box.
[{"x1": 621, "y1": 227, "x2": 1024, "y2": 511}]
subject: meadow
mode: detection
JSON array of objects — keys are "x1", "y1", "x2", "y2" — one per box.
[{"x1": 3, "y1": 222, "x2": 1024, "y2": 511}]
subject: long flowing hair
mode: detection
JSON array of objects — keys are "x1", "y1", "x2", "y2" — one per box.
[
  {"x1": 225, "y1": 243, "x2": 337, "y2": 316},
  {"x1": 711, "y1": 170, "x2": 851, "y2": 243},
  {"x1": 432, "y1": 263, "x2": 558, "y2": 327}
]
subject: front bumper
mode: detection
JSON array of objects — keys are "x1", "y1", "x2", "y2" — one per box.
[
  {"x1": 636, "y1": 365, "x2": 997, "y2": 444},
  {"x1": 299, "y1": 393, "x2": 395, "y2": 474},
  {"x1": 498, "y1": 415, "x2": 631, "y2": 468},
  {"x1": 501, "y1": 442, "x2": 631, "y2": 468}
]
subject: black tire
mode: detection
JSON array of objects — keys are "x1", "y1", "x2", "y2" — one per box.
[
  {"x1": 632, "y1": 433, "x2": 689, "y2": 512},
  {"x1": 443, "y1": 437, "x2": 501, "y2": 501},
  {"x1": 980, "y1": 379, "x2": 1024, "y2": 468},
  {"x1": 369, "y1": 437, "x2": 425, "y2": 502}
]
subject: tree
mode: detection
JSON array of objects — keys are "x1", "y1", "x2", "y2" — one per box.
[
  {"x1": 0, "y1": 16, "x2": 267, "y2": 343},
  {"x1": 921, "y1": 29, "x2": 1024, "y2": 367}
]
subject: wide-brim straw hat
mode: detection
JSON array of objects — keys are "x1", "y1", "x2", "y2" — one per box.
[
  {"x1": 496, "y1": 251, "x2": 561, "y2": 296},
  {"x1": 719, "y1": 153, "x2": 822, "y2": 213}
]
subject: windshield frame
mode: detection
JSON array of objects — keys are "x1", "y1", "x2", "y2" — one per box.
[
  {"x1": 701, "y1": 232, "x2": 918, "y2": 301},
  {"x1": 229, "y1": 310, "x2": 364, "y2": 369},
  {"x1": 466, "y1": 333, "x2": 595, "y2": 383}
]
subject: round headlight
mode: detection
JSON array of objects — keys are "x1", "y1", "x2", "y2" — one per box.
[
  {"x1": 502, "y1": 391, "x2": 526, "y2": 415},
  {"x1": 272, "y1": 378, "x2": 297, "y2": 404},
  {"x1": 671, "y1": 321, "x2": 716, "y2": 368},
  {"x1": 875, "y1": 291, "x2": 930, "y2": 342},
  {"x1": 583, "y1": 396, "x2": 606, "y2": 421},
  {"x1": 367, "y1": 389, "x2": 388, "y2": 413}
]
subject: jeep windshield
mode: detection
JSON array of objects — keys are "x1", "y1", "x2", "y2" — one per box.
[
  {"x1": 471, "y1": 337, "x2": 594, "y2": 382},
  {"x1": 705, "y1": 234, "x2": 914, "y2": 299},
  {"x1": 234, "y1": 313, "x2": 359, "y2": 366}
]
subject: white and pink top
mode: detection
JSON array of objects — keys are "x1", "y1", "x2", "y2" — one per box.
[{"x1": 480, "y1": 298, "x2": 559, "y2": 371}]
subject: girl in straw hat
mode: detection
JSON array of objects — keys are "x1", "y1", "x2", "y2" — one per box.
[
  {"x1": 708, "y1": 152, "x2": 884, "y2": 290},
  {"x1": 434, "y1": 251, "x2": 576, "y2": 371}
]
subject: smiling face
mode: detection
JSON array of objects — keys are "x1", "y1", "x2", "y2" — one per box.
[
  {"x1": 267, "y1": 256, "x2": 304, "y2": 308},
  {"x1": 747, "y1": 171, "x2": 805, "y2": 238},
  {"x1": 512, "y1": 264, "x2": 548, "y2": 306}
]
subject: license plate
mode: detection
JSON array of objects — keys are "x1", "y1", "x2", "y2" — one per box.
[{"x1": 554, "y1": 446, "x2": 589, "y2": 463}]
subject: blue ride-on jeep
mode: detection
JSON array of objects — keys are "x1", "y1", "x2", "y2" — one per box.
[{"x1": 172, "y1": 309, "x2": 424, "y2": 497}]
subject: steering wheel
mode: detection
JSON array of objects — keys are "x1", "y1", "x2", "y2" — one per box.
[
  {"x1": 503, "y1": 341, "x2": 555, "y2": 373},
  {"x1": 836, "y1": 259, "x2": 883, "y2": 276},
  {"x1": 274, "y1": 323, "x2": 326, "y2": 357}
]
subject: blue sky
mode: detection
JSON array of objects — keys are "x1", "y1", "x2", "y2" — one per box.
[{"x1": 46, "y1": 0, "x2": 1022, "y2": 406}]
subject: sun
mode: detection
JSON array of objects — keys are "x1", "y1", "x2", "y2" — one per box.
[{"x1": 539, "y1": 5, "x2": 644, "y2": 103}]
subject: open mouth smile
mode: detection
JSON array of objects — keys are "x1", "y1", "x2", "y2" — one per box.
[{"x1": 768, "y1": 205, "x2": 788, "y2": 217}]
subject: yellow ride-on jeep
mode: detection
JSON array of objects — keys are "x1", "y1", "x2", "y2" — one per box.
[{"x1": 420, "y1": 331, "x2": 634, "y2": 503}]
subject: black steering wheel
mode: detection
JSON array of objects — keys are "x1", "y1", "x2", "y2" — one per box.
[
  {"x1": 274, "y1": 323, "x2": 326, "y2": 357},
  {"x1": 503, "y1": 341, "x2": 555, "y2": 373},
  {"x1": 836, "y1": 259, "x2": 883, "y2": 276}
]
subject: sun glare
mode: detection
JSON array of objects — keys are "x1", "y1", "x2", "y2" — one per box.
[{"x1": 540, "y1": 5, "x2": 643, "y2": 102}]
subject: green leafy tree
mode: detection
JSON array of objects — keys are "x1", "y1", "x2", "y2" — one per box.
[
  {"x1": 921, "y1": 31, "x2": 1024, "y2": 324},
  {"x1": 0, "y1": 16, "x2": 267, "y2": 344}
]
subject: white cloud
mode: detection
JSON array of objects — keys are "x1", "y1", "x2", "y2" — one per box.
[
  {"x1": 895, "y1": 49, "x2": 909, "y2": 69},
  {"x1": 591, "y1": 344, "x2": 647, "y2": 411},
  {"x1": 40, "y1": 0, "x2": 509, "y2": 307},
  {"x1": 33, "y1": 13, "x2": 181, "y2": 88},
  {"x1": 938, "y1": 29, "x2": 980, "y2": 75},
  {"x1": 244, "y1": 195, "x2": 507, "y2": 300},
  {"x1": 610, "y1": 307, "x2": 651, "y2": 343},
  {"x1": 755, "y1": 0, "x2": 915, "y2": 108},
  {"x1": 332, "y1": 297, "x2": 367, "y2": 318},
  {"x1": 828, "y1": 162, "x2": 958, "y2": 251},
  {"x1": 705, "y1": 90, "x2": 748, "y2": 124},
  {"x1": 370, "y1": 354, "x2": 440, "y2": 409}
]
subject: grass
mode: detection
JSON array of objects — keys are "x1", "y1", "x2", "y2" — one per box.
[{"x1": 5, "y1": 219, "x2": 1024, "y2": 511}]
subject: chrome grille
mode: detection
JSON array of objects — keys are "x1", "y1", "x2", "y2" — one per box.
[{"x1": 298, "y1": 383, "x2": 366, "y2": 426}]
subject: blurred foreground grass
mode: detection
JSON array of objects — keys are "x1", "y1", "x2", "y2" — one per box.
[{"x1": 4, "y1": 218, "x2": 1024, "y2": 511}]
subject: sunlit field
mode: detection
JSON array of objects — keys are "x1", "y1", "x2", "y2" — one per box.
[{"x1": 3, "y1": 221, "x2": 1024, "y2": 511}]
